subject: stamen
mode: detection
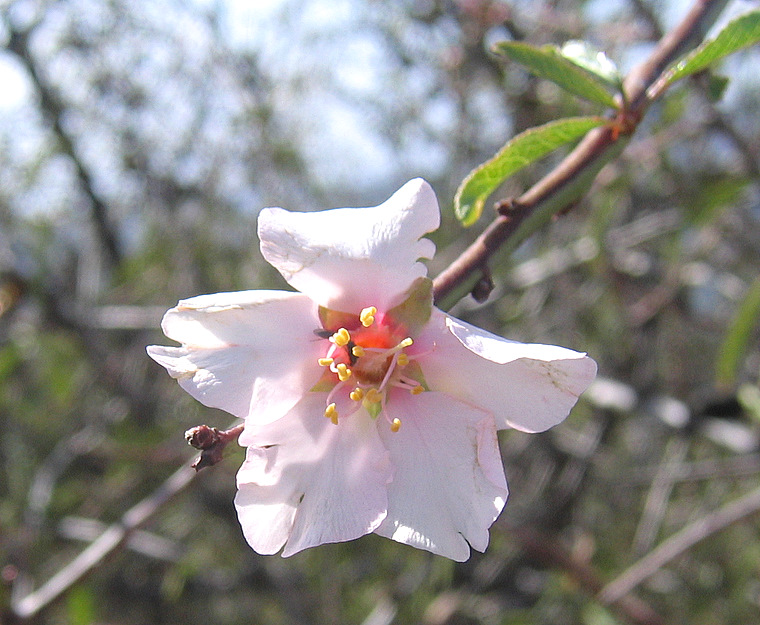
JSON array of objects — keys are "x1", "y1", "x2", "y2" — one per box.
[
  {"x1": 396, "y1": 353, "x2": 409, "y2": 366},
  {"x1": 410, "y1": 385, "x2": 424, "y2": 395},
  {"x1": 360, "y1": 306, "x2": 377, "y2": 327},
  {"x1": 349, "y1": 387, "x2": 364, "y2": 402},
  {"x1": 364, "y1": 388, "x2": 383, "y2": 404},
  {"x1": 318, "y1": 357, "x2": 334, "y2": 367},
  {"x1": 351, "y1": 345, "x2": 365, "y2": 358},
  {"x1": 399, "y1": 337, "x2": 413, "y2": 348},
  {"x1": 324, "y1": 403, "x2": 339, "y2": 425},
  {"x1": 390, "y1": 418, "x2": 401, "y2": 432},
  {"x1": 336, "y1": 363, "x2": 352, "y2": 381},
  {"x1": 330, "y1": 328, "x2": 351, "y2": 347}
]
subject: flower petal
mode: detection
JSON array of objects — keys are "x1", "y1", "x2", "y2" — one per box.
[
  {"x1": 374, "y1": 390, "x2": 507, "y2": 562},
  {"x1": 258, "y1": 178, "x2": 440, "y2": 313},
  {"x1": 147, "y1": 290, "x2": 324, "y2": 424},
  {"x1": 235, "y1": 394, "x2": 392, "y2": 556},
  {"x1": 416, "y1": 310, "x2": 597, "y2": 433}
]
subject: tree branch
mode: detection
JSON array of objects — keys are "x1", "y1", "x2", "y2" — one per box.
[
  {"x1": 432, "y1": 0, "x2": 730, "y2": 307},
  {"x1": 599, "y1": 483, "x2": 760, "y2": 604},
  {"x1": 5, "y1": 24, "x2": 122, "y2": 269},
  {"x1": 9, "y1": 465, "x2": 198, "y2": 620}
]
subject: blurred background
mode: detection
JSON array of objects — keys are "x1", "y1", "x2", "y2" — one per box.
[{"x1": 1, "y1": 0, "x2": 760, "y2": 623}]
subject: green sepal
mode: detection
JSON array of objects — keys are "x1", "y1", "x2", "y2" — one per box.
[
  {"x1": 309, "y1": 369, "x2": 337, "y2": 393},
  {"x1": 400, "y1": 360, "x2": 430, "y2": 391},
  {"x1": 364, "y1": 400, "x2": 383, "y2": 419},
  {"x1": 386, "y1": 277, "x2": 433, "y2": 332},
  {"x1": 318, "y1": 306, "x2": 359, "y2": 332}
]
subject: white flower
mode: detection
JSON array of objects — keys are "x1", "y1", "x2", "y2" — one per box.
[{"x1": 147, "y1": 179, "x2": 596, "y2": 561}]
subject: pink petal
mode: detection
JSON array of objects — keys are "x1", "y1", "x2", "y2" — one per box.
[
  {"x1": 374, "y1": 390, "x2": 507, "y2": 562},
  {"x1": 258, "y1": 179, "x2": 439, "y2": 314},
  {"x1": 235, "y1": 394, "x2": 392, "y2": 556},
  {"x1": 416, "y1": 310, "x2": 597, "y2": 433},
  {"x1": 147, "y1": 291, "x2": 324, "y2": 424}
]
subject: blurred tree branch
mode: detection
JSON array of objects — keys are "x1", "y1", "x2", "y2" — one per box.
[
  {"x1": 10, "y1": 465, "x2": 197, "y2": 621},
  {"x1": 599, "y1": 482, "x2": 760, "y2": 604},
  {"x1": 5, "y1": 22, "x2": 123, "y2": 269}
]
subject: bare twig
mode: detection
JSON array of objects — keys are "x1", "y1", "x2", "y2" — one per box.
[
  {"x1": 599, "y1": 483, "x2": 760, "y2": 604},
  {"x1": 10, "y1": 465, "x2": 197, "y2": 620},
  {"x1": 511, "y1": 526, "x2": 666, "y2": 625},
  {"x1": 186, "y1": 423, "x2": 245, "y2": 471},
  {"x1": 432, "y1": 0, "x2": 730, "y2": 307}
]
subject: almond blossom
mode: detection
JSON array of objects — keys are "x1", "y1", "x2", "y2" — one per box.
[{"x1": 147, "y1": 179, "x2": 596, "y2": 561}]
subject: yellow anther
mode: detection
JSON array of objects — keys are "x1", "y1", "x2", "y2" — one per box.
[
  {"x1": 325, "y1": 403, "x2": 339, "y2": 424},
  {"x1": 396, "y1": 353, "x2": 409, "y2": 366},
  {"x1": 360, "y1": 306, "x2": 377, "y2": 327},
  {"x1": 351, "y1": 345, "x2": 365, "y2": 358},
  {"x1": 410, "y1": 385, "x2": 424, "y2": 395},
  {"x1": 399, "y1": 337, "x2": 413, "y2": 348},
  {"x1": 331, "y1": 328, "x2": 351, "y2": 347},
  {"x1": 318, "y1": 357, "x2": 334, "y2": 367},
  {"x1": 390, "y1": 418, "x2": 401, "y2": 432},
  {"x1": 336, "y1": 363, "x2": 352, "y2": 381},
  {"x1": 364, "y1": 388, "x2": 383, "y2": 404},
  {"x1": 349, "y1": 387, "x2": 364, "y2": 402}
]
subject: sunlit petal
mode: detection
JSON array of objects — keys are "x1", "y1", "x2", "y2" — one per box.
[
  {"x1": 374, "y1": 390, "x2": 507, "y2": 561},
  {"x1": 258, "y1": 178, "x2": 439, "y2": 313},
  {"x1": 416, "y1": 310, "x2": 596, "y2": 433},
  {"x1": 235, "y1": 394, "x2": 391, "y2": 556}
]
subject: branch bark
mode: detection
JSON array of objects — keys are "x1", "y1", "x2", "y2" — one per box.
[{"x1": 432, "y1": 0, "x2": 731, "y2": 308}]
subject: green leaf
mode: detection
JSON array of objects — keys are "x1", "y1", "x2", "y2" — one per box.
[
  {"x1": 664, "y1": 11, "x2": 760, "y2": 85},
  {"x1": 560, "y1": 40, "x2": 623, "y2": 91},
  {"x1": 716, "y1": 277, "x2": 760, "y2": 388},
  {"x1": 439, "y1": 135, "x2": 628, "y2": 311},
  {"x1": 454, "y1": 116, "x2": 605, "y2": 226},
  {"x1": 493, "y1": 41, "x2": 620, "y2": 109}
]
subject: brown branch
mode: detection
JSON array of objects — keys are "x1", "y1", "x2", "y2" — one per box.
[
  {"x1": 10, "y1": 465, "x2": 198, "y2": 621},
  {"x1": 512, "y1": 526, "x2": 666, "y2": 625},
  {"x1": 432, "y1": 0, "x2": 731, "y2": 307},
  {"x1": 5, "y1": 25, "x2": 122, "y2": 269},
  {"x1": 599, "y1": 483, "x2": 760, "y2": 604}
]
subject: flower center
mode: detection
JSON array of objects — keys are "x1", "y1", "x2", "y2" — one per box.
[{"x1": 314, "y1": 306, "x2": 426, "y2": 432}]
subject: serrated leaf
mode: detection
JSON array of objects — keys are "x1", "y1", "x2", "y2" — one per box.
[
  {"x1": 560, "y1": 40, "x2": 623, "y2": 90},
  {"x1": 716, "y1": 276, "x2": 760, "y2": 388},
  {"x1": 494, "y1": 41, "x2": 619, "y2": 109},
  {"x1": 665, "y1": 11, "x2": 760, "y2": 85},
  {"x1": 454, "y1": 116, "x2": 605, "y2": 226}
]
